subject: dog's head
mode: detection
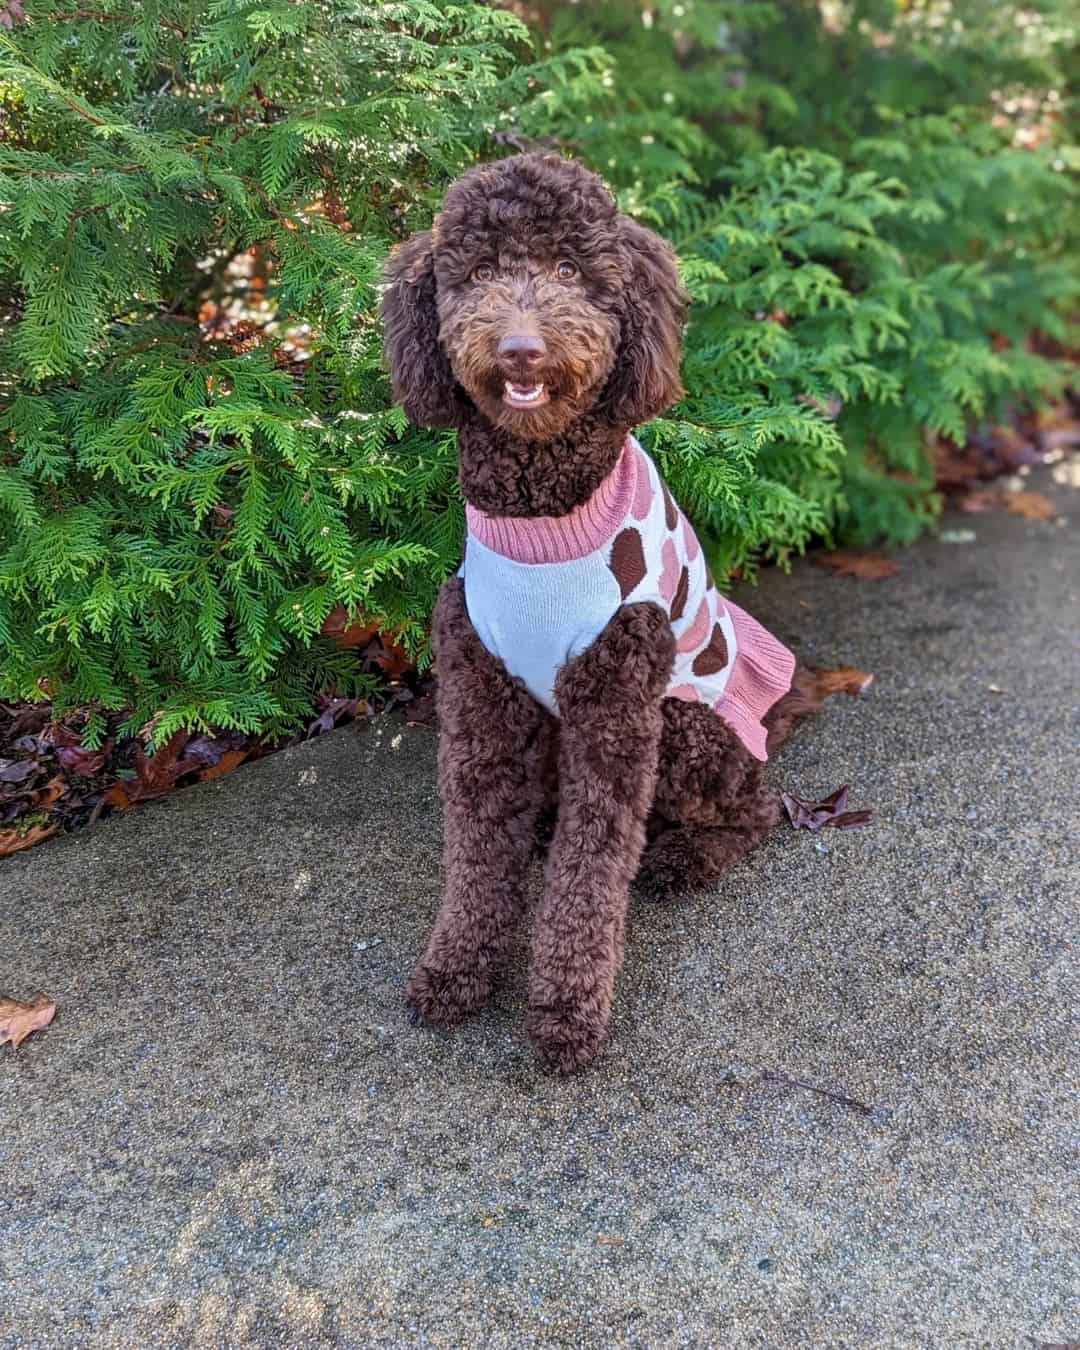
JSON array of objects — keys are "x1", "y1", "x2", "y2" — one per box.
[{"x1": 381, "y1": 153, "x2": 688, "y2": 442}]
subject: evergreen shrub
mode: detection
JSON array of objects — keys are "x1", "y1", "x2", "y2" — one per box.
[{"x1": 0, "y1": 0, "x2": 1075, "y2": 739}]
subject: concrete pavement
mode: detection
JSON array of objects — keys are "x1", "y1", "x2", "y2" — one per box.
[{"x1": 2, "y1": 466, "x2": 1077, "y2": 1348}]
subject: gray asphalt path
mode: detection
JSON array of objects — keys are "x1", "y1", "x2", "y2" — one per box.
[{"x1": 3, "y1": 467, "x2": 1077, "y2": 1348}]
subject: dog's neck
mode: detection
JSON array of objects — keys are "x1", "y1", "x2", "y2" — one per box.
[{"x1": 456, "y1": 408, "x2": 627, "y2": 518}]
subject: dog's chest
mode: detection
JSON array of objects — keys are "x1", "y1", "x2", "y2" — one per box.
[{"x1": 460, "y1": 537, "x2": 621, "y2": 715}]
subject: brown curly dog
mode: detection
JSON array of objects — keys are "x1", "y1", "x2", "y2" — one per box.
[{"x1": 382, "y1": 152, "x2": 818, "y2": 1073}]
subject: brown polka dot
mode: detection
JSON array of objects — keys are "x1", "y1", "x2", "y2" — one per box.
[
  {"x1": 609, "y1": 527, "x2": 647, "y2": 600},
  {"x1": 691, "y1": 623, "x2": 729, "y2": 677},
  {"x1": 661, "y1": 481, "x2": 678, "y2": 531},
  {"x1": 670, "y1": 566, "x2": 689, "y2": 621}
]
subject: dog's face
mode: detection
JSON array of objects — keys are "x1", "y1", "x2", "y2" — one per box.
[
  {"x1": 382, "y1": 154, "x2": 687, "y2": 443},
  {"x1": 431, "y1": 166, "x2": 623, "y2": 441}
]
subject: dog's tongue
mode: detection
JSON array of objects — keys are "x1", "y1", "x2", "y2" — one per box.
[{"x1": 511, "y1": 382, "x2": 538, "y2": 394}]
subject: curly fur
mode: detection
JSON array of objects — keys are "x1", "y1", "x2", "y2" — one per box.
[
  {"x1": 405, "y1": 578, "x2": 554, "y2": 1028},
  {"x1": 383, "y1": 153, "x2": 687, "y2": 516},
  {"x1": 382, "y1": 153, "x2": 816, "y2": 1072}
]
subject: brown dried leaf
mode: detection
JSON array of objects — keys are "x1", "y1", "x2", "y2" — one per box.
[
  {"x1": 199, "y1": 749, "x2": 247, "y2": 782},
  {"x1": 123, "y1": 730, "x2": 203, "y2": 802},
  {"x1": 812, "y1": 667, "x2": 874, "y2": 698},
  {"x1": 0, "y1": 994, "x2": 57, "y2": 1048},
  {"x1": 367, "y1": 634, "x2": 414, "y2": 678},
  {"x1": 815, "y1": 551, "x2": 899, "y2": 580},
  {"x1": 321, "y1": 604, "x2": 381, "y2": 648},
  {"x1": 30, "y1": 774, "x2": 67, "y2": 808},
  {"x1": 0, "y1": 819, "x2": 59, "y2": 857},
  {"x1": 103, "y1": 782, "x2": 134, "y2": 811},
  {"x1": 782, "y1": 785, "x2": 872, "y2": 833},
  {"x1": 1004, "y1": 491, "x2": 1056, "y2": 521},
  {"x1": 830, "y1": 810, "x2": 874, "y2": 829},
  {"x1": 932, "y1": 443, "x2": 983, "y2": 489}
]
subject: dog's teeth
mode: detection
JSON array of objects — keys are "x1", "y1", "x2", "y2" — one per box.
[{"x1": 504, "y1": 380, "x2": 545, "y2": 405}]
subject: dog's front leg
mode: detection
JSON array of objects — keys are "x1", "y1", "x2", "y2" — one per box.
[
  {"x1": 527, "y1": 602, "x2": 674, "y2": 1072},
  {"x1": 407, "y1": 577, "x2": 551, "y2": 1027}
]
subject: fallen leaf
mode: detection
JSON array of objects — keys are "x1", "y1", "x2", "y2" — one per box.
[
  {"x1": 1004, "y1": 491, "x2": 1056, "y2": 521},
  {"x1": 0, "y1": 819, "x2": 59, "y2": 857},
  {"x1": 782, "y1": 785, "x2": 872, "y2": 833},
  {"x1": 7, "y1": 705, "x2": 50, "y2": 739},
  {"x1": 30, "y1": 774, "x2": 67, "y2": 808},
  {"x1": 815, "y1": 551, "x2": 898, "y2": 580},
  {"x1": 39, "y1": 722, "x2": 82, "y2": 749},
  {"x1": 366, "y1": 634, "x2": 414, "y2": 677},
  {"x1": 321, "y1": 605, "x2": 381, "y2": 649},
  {"x1": 1039, "y1": 422, "x2": 1080, "y2": 452},
  {"x1": 198, "y1": 749, "x2": 248, "y2": 781},
  {"x1": 183, "y1": 734, "x2": 233, "y2": 767},
  {"x1": 812, "y1": 667, "x2": 874, "y2": 698},
  {"x1": 984, "y1": 424, "x2": 1040, "y2": 467},
  {"x1": 596, "y1": 1235, "x2": 625, "y2": 1246},
  {"x1": 56, "y1": 741, "x2": 112, "y2": 777},
  {"x1": 939, "y1": 528, "x2": 977, "y2": 544},
  {"x1": 956, "y1": 489, "x2": 1001, "y2": 513},
  {"x1": 122, "y1": 730, "x2": 204, "y2": 802},
  {"x1": 931, "y1": 441, "x2": 984, "y2": 488},
  {"x1": 829, "y1": 810, "x2": 873, "y2": 829},
  {"x1": 306, "y1": 695, "x2": 369, "y2": 738},
  {"x1": 0, "y1": 994, "x2": 57, "y2": 1048},
  {"x1": 0, "y1": 758, "x2": 38, "y2": 784}
]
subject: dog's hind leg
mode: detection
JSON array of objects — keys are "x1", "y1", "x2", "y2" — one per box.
[
  {"x1": 406, "y1": 577, "x2": 552, "y2": 1028},
  {"x1": 636, "y1": 698, "x2": 781, "y2": 900},
  {"x1": 636, "y1": 815, "x2": 777, "y2": 898}
]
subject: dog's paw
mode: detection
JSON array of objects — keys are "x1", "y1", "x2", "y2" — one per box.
[
  {"x1": 405, "y1": 963, "x2": 491, "y2": 1028},
  {"x1": 526, "y1": 1001, "x2": 610, "y2": 1074},
  {"x1": 635, "y1": 827, "x2": 729, "y2": 901},
  {"x1": 633, "y1": 847, "x2": 697, "y2": 903}
]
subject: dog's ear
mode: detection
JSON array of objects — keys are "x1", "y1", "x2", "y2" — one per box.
[
  {"x1": 600, "y1": 216, "x2": 689, "y2": 429},
  {"x1": 381, "y1": 229, "x2": 465, "y2": 428}
]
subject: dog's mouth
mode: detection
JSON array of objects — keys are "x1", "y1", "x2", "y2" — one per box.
[{"x1": 502, "y1": 379, "x2": 550, "y2": 411}]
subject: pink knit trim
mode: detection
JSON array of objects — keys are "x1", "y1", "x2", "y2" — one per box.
[
  {"x1": 465, "y1": 436, "x2": 638, "y2": 564},
  {"x1": 669, "y1": 683, "x2": 699, "y2": 702},
  {"x1": 713, "y1": 600, "x2": 795, "y2": 762},
  {"x1": 631, "y1": 445, "x2": 653, "y2": 520},
  {"x1": 676, "y1": 596, "x2": 710, "y2": 653}
]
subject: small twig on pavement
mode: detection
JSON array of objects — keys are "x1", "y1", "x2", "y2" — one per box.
[{"x1": 763, "y1": 1070, "x2": 874, "y2": 1117}]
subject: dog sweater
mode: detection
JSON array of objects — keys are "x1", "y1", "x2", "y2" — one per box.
[{"x1": 460, "y1": 435, "x2": 795, "y2": 761}]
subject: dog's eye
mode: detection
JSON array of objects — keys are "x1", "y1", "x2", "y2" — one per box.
[
  {"x1": 472, "y1": 263, "x2": 495, "y2": 283},
  {"x1": 555, "y1": 259, "x2": 578, "y2": 280}
]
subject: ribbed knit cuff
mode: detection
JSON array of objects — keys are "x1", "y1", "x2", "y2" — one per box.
[{"x1": 465, "y1": 435, "x2": 636, "y2": 563}]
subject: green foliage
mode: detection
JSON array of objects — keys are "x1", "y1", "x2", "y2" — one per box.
[
  {"x1": 543, "y1": 0, "x2": 1077, "y2": 552},
  {"x1": 0, "y1": 0, "x2": 1075, "y2": 735},
  {"x1": 0, "y1": 0, "x2": 608, "y2": 735}
]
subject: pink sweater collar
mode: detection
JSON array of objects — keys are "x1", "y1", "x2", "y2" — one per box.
[{"x1": 465, "y1": 435, "x2": 636, "y2": 564}]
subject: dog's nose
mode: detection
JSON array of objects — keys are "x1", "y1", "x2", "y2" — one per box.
[{"x1": 497, "y1": 332, "x2": 546, "y2": 372}]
